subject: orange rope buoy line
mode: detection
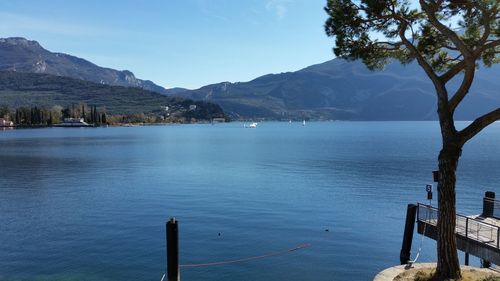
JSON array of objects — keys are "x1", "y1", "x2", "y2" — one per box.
[{"x1": 180, "y1": 243, "x2": 311, "y2": 268}]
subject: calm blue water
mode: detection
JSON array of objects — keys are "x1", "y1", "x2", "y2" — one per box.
[{"x1": 0, "y1": 122, "x2": 499, "y2": 281}]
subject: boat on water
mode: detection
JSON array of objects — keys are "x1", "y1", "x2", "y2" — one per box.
[
  {"x1": 53, "y1": 118, "x2": 91, "y2": 127},
  {"x1": 244, "y1": 122, "x2": 258, "y2": 128},
  {"x1": 302, "y1": 120, "x2": 306, "y2": 126}
]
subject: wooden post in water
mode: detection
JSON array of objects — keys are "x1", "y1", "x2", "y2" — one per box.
[
  {"x1": 400, "y1": 204, "x2": 417, "y2": 265},
  {"x1": 482, "y1": 191, "x2": 495, "y2": 218},
  {"x1": 166, "y1": 218, "x2": 179, "y2": 281},
  {"x1": 479, "y1": 192, "x2": 495, "y2": 267},
  {"x1": 480, "y1": 192, "x2": 494, "y2": 268}
]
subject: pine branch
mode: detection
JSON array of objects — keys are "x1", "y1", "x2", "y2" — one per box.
[
  {"x1": 459, "y1": 108, "x2": 500, "y2": 144},
  {"x1": 419, "y1": 0, "x2": 473, "y2": 59},
  {"x1": 440, "y1": 60, "x2": 466, "y2": 83},
  {"x1": 448, "y1": 65, "x2": 475, "y2": 113}
]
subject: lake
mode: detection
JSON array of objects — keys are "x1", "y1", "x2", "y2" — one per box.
[{"x1": 1, "y1": 122, "x2": 499, "y2": 281}]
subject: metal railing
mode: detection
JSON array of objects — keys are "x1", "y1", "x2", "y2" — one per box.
[{"x1": 417, "y1": 203, "x2": 500, "y2": 250}]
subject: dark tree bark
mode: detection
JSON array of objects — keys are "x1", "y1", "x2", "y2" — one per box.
[{"x1": 436, "y1": 141, "x2": 462, "y2": 279}]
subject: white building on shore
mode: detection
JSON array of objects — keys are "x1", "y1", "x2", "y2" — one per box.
[{"x1": 0, "y1": 118, "x2": 14, "y2": 127}]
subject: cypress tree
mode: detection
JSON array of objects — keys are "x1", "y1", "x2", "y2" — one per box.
[
  {"x1": 48, "y1": 112, "x2": 53, "y2": 126},
  {"x1": 93, "y1": 105, "x2": 98, "y2": 125}
]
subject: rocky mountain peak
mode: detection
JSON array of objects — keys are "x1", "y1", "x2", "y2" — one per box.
[
  {"x1": 0, "y1": 37, "x2": 42, "y2": 49},
  {"x1": 0, "y1": 37, "x2": 168, "y2": 94}
]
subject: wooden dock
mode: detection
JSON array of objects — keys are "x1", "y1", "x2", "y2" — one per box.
[{"x1": 417, "y1": 203, "x2": 500, "y2": 265}]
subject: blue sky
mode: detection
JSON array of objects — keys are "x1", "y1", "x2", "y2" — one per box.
[{"x1": 0, "y1": 0, "x2": 334, "y2": 89}]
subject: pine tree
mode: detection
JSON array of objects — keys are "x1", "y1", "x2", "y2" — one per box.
[{"x1": 325, "y1": 1, "x2": 499, "y2": 279}]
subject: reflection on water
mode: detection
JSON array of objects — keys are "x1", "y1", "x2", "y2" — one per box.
[{"x1": 0, "y1": 122, "x2": 499, "y2": 281}]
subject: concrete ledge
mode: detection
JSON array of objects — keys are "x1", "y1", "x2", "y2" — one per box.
[{"x1": 373, "y1": 263, "x2": 499, "y2": 281}]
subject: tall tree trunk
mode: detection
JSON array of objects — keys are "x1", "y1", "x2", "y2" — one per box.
[{"x1": 436, "y1": 144, "x2": 462, "y2": 280}]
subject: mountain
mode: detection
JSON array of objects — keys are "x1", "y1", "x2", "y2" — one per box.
[
  {"x1": 0, "y1": 71, "x2": 224, "y2": 119},
  {"x1": 0, "y1": 37, "x2": 168, "y2": 94},
  {"x1": 171, "y1": 59, "x2": 500, "y2": 120}
]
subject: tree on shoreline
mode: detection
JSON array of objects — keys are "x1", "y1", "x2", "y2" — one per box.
[{"x1": 324, "y1": 0, "x2": 499, "y2": 280}]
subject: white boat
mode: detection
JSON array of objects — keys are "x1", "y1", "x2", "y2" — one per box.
[
  {"x1": 248, "y1": 122, "x2": 258, "y2": 128},
  {"x1": 302, "y1": 120, "x2": 306, "y2": 126},
  {"x1": 54, "y1": 118, "x2": 91, "y2": 127}
]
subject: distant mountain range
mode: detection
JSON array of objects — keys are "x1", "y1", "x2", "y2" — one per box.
[
  {"x1": 0, "y1": 37, "x2": 169, "y2": 94},
  {"x1": 1, "y1": 37, "x2": 498, "y2": 120},
  {"x1": 0, "y1": 37, "x2": 225, "y2": 120},
  {"x1": 170, "y1": 59, "x2": 500, "y2": 120}
]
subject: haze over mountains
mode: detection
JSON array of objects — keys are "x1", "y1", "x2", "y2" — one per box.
[
  {"x1": 1, "y1": 37, "x2": 498, "y2": 120},
  {"x1": 0, "y1": 37, "x2": 169, "y2": 94},
  {"x1": 171, "y1": 59, "x2": 500, "y2": 120}
]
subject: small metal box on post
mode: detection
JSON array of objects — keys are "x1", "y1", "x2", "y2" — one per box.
[
  {"x1": 432, "y1": 170, "x2": 439, "y2": 183},
  {"x1": 166, "y1": 218, "x2": 180, "y2": 281}
]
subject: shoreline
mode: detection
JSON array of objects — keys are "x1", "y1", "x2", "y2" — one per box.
[{"x1": 374, "y1": 263, "x2": 500, "y2": 281}]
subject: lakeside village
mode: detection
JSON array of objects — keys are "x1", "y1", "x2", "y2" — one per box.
[{"x1": 0, "y1": 103, "x2": 227, "y2": 128}]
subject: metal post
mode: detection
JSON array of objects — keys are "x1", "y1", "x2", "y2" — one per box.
[
  {"x1": 465, "y1": 218, "x2": 469, "y2": 238},
  {"x1": 497, "y1": 227, "x2": 499, "y2": 249},
  {"x1": 166, "y1": 218, "x2": 179, "y2": 281},
  {"x1": 400, "y1": 204, "x2": 417, "y2": 265},
  {"x1": 482, "y1": 191, "x2": 495, "y2": 218},
  {"x1": 465, "y1": 253, "x2": 469, "y2": 266}
]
